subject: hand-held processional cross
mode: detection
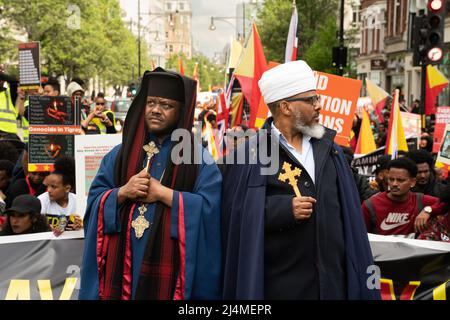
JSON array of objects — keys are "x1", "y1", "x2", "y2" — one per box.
[
  {"x1": 131, "y1": 141, "x2": 160, "y2": 239},
  {"x1": 278, "y1": 161, "x2": 302, "y2": 197}
]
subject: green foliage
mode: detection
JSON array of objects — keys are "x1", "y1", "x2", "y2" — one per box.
[
  {"x1": 166, "y1": 53, "x2": 226, "y2": 90},
  {"x1": 0, "y1": 0, "x2": 143, "y2": 87},
  {"x1": 304, "y1": 16, "x2": 339, "y2": 74},
  {"x1": 257, "y1": 0, "x2": 339, "y2": 69}
]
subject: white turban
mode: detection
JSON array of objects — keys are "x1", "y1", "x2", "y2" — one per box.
[{"x1": 258, "y1": 60, "x2": 316, "y2": 104}]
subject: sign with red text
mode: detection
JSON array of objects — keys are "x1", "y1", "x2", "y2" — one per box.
[
  {"x1": 433, "y1": 107, "x2": 450, "y2": 153},
  {"x1": 75, "y1": 134, "x2": 121, "y2": 217},
  {"x1": 315, "y1": 72, "x2": 362, "y2": 146},
  {"x1": 28, "y1": 96, "x2": 81, "y2": 172}
]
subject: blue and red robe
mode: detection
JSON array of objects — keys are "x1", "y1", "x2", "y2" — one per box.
[{"x1": 79, "y1": 139, "x2": 222, "y2": 299}]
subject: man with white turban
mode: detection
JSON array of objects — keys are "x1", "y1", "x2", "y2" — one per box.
[{"x1": 221, "y1": 60, "x2": 380, "y2": 300}]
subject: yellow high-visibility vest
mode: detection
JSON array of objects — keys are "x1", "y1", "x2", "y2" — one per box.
[
  {"x1": 0, "y1": 88, "x2": 18, "y2": 133},
  {"x1": 21, "y1": 99, "x2": 29, "y2": 142},
  {"x1": 90, "y1": 110, "x2": 116, "y2": 134}
]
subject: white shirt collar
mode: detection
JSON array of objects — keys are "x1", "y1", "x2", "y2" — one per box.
[{"x1": 271, "y1": 121, "x2": 312, "y2": 147}]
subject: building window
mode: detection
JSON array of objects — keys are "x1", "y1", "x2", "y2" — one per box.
[
  {"x1": 166, "y1": 2, "x2": 172, "y2": 11},
  {"x1": 179, "y1": 2, "x2": 184, "y2": 10},
  {"x1": 394, "y1": 0, "x2": 401, "y2": 35},
  {"x1": 169, "y1": 45, "x2": 173, "y2": 52},
  {"x1": 166, "y1": 32, "x2": 169, "y2": 38}
]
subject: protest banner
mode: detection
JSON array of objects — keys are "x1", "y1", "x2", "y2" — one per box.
[
  {"x1": 352, "y1": 138, "x2": 418, "y2": 176},
  {"x1": 400, "y1": 112, "x2": 421, "y2": 141},
  {"x1": 0, "y1": 231, "x2": 83, "y2": 300},
  {"x1": 369, "y1": 234, "x2": 450, "y2": 300},
  {"x1": 28, "y1": 96, "x2": 81, "y2": 172},
  {"x1": 436, "y1": 124, "x2": 450, "y2": 166},
  {"x1": 257, "y1": 63, "x2": 361, "y2": 146},
  {"x1": 0, "y1": 232, "x2": 448, "y2": 300},
  {"x1": 433, "y1": 107, "x2": 450, "y2": 153},
  {"x1": 75, "y1": 134, "x2": 122, "y2": 217},
  {"x1": 18, "y1": 42, "x2": 41, "y2": 91},
  {"x1": 315, "y1": 72, "x2": 361, "y2": 146}
]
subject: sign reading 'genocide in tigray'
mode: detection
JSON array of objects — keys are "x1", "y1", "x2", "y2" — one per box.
[
  {"x1": 18, "y1": 42, "x2": 41, "y2": 90},
  {"x1": 28, "y1": 96, "x2": 81, "y2": 172}
]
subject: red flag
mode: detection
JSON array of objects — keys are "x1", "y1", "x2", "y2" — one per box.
[
  {"x1": 192, "y1": 62, "x2": 200, "y2": 92},
  {"x1": 234, "y1": 23, "x2": 268, "y2": 128},
  {"x1": 285, "y1": 3, "x2": 298, "y2": 62},
  {"x1": 178, "y1": 56, "x2": 185, "y2": 75}
]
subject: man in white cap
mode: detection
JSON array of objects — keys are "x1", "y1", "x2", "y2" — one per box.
[{"x1": 221, "y1": 60, "x2": 380, "y2": 300}]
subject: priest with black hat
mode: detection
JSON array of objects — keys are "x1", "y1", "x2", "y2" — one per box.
[{"x1": 79, "y1": 68, "x2": 222, "y2": 300}]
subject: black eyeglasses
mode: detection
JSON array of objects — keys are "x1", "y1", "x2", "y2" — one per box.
[
  {"x1": 284, "y1": 95, "x2": 321, "y2": 106},
  {"x1": 96, "y1": 102, "x2": 105, "y2": 106}
]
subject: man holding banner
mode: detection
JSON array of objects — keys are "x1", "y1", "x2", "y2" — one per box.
[
  {"x1": 222, "y1": 60, "x2": 380, "y2": 300},
  {"x1": 80, "y1": 68, "x2": 222, "y2": 300}
]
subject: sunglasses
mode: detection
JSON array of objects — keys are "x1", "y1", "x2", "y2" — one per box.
[
  {"x1": 96, "y1": 102, "x2": 105, "y2": 106},
  {"x1": 284, "y1": 95, "x2": 321, "y2": 105}
]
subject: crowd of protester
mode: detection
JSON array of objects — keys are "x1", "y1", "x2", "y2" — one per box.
[{"x1": 1, "y1": 66, "x2": 449, "y2": 243}]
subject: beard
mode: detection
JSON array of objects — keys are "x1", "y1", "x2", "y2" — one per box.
[{"x1": 293, "y1": 111, "x2": 325, "y2": 139}]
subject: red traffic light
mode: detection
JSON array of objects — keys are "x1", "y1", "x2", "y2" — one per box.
[{"x1": 428, "y1": 0, "x2": 444, "y2": 12}]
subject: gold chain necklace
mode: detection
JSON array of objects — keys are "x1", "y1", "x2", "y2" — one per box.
[{"x1": 131, "y1": 141, "x2": 161, "y2": 239}]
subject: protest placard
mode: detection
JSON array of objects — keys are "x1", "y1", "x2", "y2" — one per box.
[
  {"x1": 433, "y1": 107, "x2": 450, "y2": 153},
  {"x1": 75, "y1": 134, "x2": 122, "y2": 216},
  {"x1": 28, "y1": 96, "x2": 81, "y2": 172},
  {"x1": 18, "y1": 42, "x2": 41, "y2": 91},
  {"x1": 436, "y1": 124, "x2": 450, "y2": 165},
  {"x1": 315, "y1": 72, "x2": 361, "y2": 146}
]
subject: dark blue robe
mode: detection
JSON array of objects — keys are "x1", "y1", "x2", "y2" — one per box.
[
  {"x1": 221, "y1": 119, "x2": 381, "y2": 300},
  {"x1": 79, "y1": 139, "x2": 222, "y2": 299}
]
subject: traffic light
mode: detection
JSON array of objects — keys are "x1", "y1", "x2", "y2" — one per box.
[
  {"x1": 332, "y1": 46, "x2": 347, "y2": 68},
  {"x1": 425, "y1": 0, "x2": 445, "y2": 64},
  {"x1": 128, "y1": 82, "x2": 137, "y2": 96},
  {"x1": 411, "y1": 15, "x2": 428, "y2": 66}
]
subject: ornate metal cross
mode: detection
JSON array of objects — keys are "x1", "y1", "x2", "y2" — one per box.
[
  {"x1": 143, "y1": 141, "x2": 160, "y2": 170},
  {"x1": 278, "y1": 161, "x2": 302, "y2": 197},
  {"x1": 131, "y1": 215, "x2": 150, "y2": 239}
]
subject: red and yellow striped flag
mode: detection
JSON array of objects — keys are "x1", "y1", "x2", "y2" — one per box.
[
  {"x1": 426, "y1": 64, "x2": 449, "y2": 115},
  {"x1": 385, "y1": 89, "x2": 408, "y2": 158},
  {"x1": 366, "y1": 79, "x2": 390, "y2": 123},
  {"x1": 234, "y1": 23, "x2": 268, "y2": 128}
]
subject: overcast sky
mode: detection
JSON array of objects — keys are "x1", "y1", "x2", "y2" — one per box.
[
  {"x1": 191, "y1": 0, "x2": 243, "y2": 58},
  {"x1": 120, "y1": 0, "x2": 244, "y2": 59}
]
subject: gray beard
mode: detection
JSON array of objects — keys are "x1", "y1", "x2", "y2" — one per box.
[{"x1": 294, "y1": 112, "x2": 325, "y2": 139}]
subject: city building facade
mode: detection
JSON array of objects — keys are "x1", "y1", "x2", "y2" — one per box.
[
  {"x1": 164, "y1": 0, "x2": 193, "y2": 59},
  {"x1": 356, "y1": 0, "x2": 450, "y2": 106}
]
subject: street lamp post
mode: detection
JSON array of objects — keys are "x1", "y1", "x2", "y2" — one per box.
[
  {"x1": 136, "y1": 6, "x2": 166, "y2": 78},
  {"x1": 209, "y1": 16, "x2": 245, "y2": 41},
  {"x1": 138, "y1": 0, "x2": 141, "y2": 78}
]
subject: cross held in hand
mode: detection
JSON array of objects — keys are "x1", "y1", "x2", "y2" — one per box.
[
  {"x1": 278, "y1": 161, "x2": 302, "y2": 197},
  {"x1": 143, "y1": 141, "x2": 160, "y2": 169}
]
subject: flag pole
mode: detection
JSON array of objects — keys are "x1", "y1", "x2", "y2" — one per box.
[{"x1": 420, "y1": 64, "x2": 426, "y2": 129}]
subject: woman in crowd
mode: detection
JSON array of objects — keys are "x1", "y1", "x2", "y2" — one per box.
[{"x1": 0, "y1": 194, "x2": 51, "y2": 235}]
